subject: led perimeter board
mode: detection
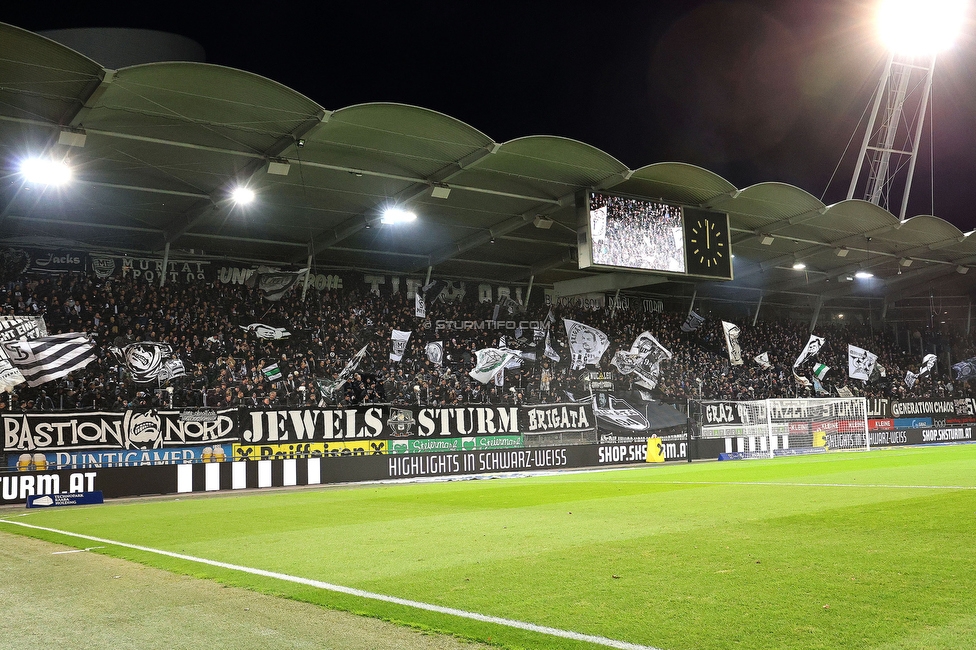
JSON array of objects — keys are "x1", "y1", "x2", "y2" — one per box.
[{"x1": 577, "y1": 191, "x2": 732, "y2": 280}]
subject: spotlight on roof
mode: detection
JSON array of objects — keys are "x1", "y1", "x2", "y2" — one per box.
[
  {"x1": 231, "y1": 186, "x2": 255, "y2": 204},
  {"x1": 20, "y1": 157, "x2": 72, "y2": 186},
  {"x1": 836, "y1": 247, "x2": 850, "y2": 257},
  {"x1": 877, "y1": 0, "x2": 966, "y2": 56},
  {"x1": 381, "y1": 207, "x2": 417, "y2": 224},
  {"x1": 855, "y1": 271, "x2": 874, "y2": 279},
  {"x1": 899, "y1": 257, "x2": 913, "y2": 267},
  {"x1": 430, "y1": 184, "x2": 451, "y2": 199},
  {"x1": 760, "y1": 235, "x2": 774, "y2": 245},
  {"x1": 957, "y1": 265, "x2": 969, "y2": 274},
  {"x1": 267, "y1": 158, "x2": 291, "y2": 176},
  {"x1": 792, "y1": 262, "x2": 806, "y2": 270}
]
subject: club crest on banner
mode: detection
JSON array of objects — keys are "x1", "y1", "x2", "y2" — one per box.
[{"x1": 122, "y1": 409, "x2": 163, "y2": 449}]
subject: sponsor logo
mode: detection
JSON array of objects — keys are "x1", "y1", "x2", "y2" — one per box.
[
  {"x1": 1, "y1": 471, "x2": 97, "y2": 503},
  {"x1": 232, "y1": 441, "x2": 387, "y2": 461}
]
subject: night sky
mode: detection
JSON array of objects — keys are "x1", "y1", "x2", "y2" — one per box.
[{"x1": 3, "y1": 1, "x2": 976, "y2": 230}]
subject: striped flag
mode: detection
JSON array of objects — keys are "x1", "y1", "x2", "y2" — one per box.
[
  {"x1": 262, "y1": 363, "x2": 283, "y2": 382},
  {"x1": 813, "y1": 363, "x2": 830, "y2": 380},
  {"x1": 0, "y1": 333, "x2": 95, "y2": 387}
]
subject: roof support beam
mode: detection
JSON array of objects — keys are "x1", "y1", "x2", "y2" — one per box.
[
  {"x1": 299, "y1": 143, "x2": 502, "y2": 264},
  {"x1": 164, "y1": 110, "x2": 330, "y2": 245}
]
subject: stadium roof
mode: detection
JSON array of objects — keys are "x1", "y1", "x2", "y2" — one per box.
[{"x1": 1, "y1": 22, "x2": 974, "y2": 318}]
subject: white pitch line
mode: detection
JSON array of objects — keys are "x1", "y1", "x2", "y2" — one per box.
[
  {"x1": 0, "y1": 519, "x2": 663, "y2": 650},
  {"x1": 51, "y1": 546, "x2": 105, "y2": 555}
]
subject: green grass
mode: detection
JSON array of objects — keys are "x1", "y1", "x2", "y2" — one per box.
[{"x1": 3, "y1": 445, "x2": 976, "y2": 650}]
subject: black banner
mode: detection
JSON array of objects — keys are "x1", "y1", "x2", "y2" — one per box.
[
  {"x1": 240, "y1": 406, "x2": 522, "y2": 443},
  {"x1": 23, "y1": 248, "x2": 88, "y2": 273},
  {"x1": 700, "y1": 401, "x2": 747, "y2": 426},
  {"x1": 1, "y1": 408, "x2": 238, "y2": 452},
  {"x1": 520, "y1": 403, "x2": 595, "y2": 434}
]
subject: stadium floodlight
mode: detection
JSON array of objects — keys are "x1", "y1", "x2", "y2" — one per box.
[
  {"x1": 381, "y1": 207, "x2": 417, "y2": 224},
  {"x1": 855, "y1": 270, "x2": 874, "y2": 279},
  {"x1": 877, "y1": 0, "x2": 966, "y2": 56},
  {"x1": 231, "y1": 186, "x2": 255, "y2": 205},
  {"x1": 20, "y1": 157, "x2": 72, "y2": 186},
  {"x1": 792, "y1": 262, "x2": 806, "y2": 270}
]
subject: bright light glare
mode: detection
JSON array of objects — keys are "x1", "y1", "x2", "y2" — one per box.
[
  {"x1": 232, "y1": 187, "x2": 255, "y2": 204},
  {"x1": 381, "y1": 207, "x2": 417, "y2": 224},
  {"x1": 855, "y1": 271, "x2": 875, "y2": 279},
  {"x1": 792, "y1": 262, "x2": 806, "y2": 270},
  {"x1": 20, "y1": 158, "x2": 71, "y2": 185},
  {"x1": 877, "y1": 0, "x2": 966, "y2": 56}
]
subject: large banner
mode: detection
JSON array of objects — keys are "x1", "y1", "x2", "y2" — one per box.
[
  {"x1": 239, "y1": 406, "x2": 522, "y2": 443},
  {"x1": 520, "y1": 403, "x2": 595, "y2": 434},
  {"x1": 2, "y1": 408, "x2": 238, "y2": 452}
]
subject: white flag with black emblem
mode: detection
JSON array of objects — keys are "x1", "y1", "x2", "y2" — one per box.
[
  {"x1": 563, "y1": 319, "x2": 609, "y2": 370},
  {"x1": 848, "y1": 344, "x2": 878, "y2": 382},
  {"x1": 390, "y1": 329, "x2": 411, "y2": 362},
  {"x1": 415, "y1": 292, "x2": 426, "y2": 318},
  {"x1": 722, "y1": 321, "x2": 743, "y2": 366},
  {"x1": 469, "y1": 348, "x2": 517, "y2": 384},
  {"x1": 425, "y1": 341, "x2": 443, "y2": 366},
  {"x1": 794, "y1": 334, "x2": 825, "y2": 368}
]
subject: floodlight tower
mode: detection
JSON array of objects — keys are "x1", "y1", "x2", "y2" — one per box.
[{"x1": 847, "y1": 0, "x2": 967, "y2": 219}]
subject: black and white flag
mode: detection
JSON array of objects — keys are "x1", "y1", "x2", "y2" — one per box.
[
  {"x1": 240, "y1": 323, "x2": 291, "y2": 340},
  {"x1": 754, "y1": 352, "x2": 772, "y2": 369},
  {"x1": 722, "y1": 321, "x2": 743, "y2": 366},
  {"x1": 318, "y1": 344, "x2": 368, "y2": 398},
  {"x1": 245, "y1": 268, "x2": 308, "y2": 301},
  {"x1": 425, "y1": 341, "x2": 443, "y2": 366},
  {"x1": 544, "y1": 331, "x2": 561, "y2": 363},
  {"x1": 848, "y1": 344, "x2": 878, "y2": 382},
  {"x1": 469, "y1": 348, "x2": 517, "y2": 384},
  {"x1": 952, "y1": 357, "x2": 976, "y2": 382},
  {"x1": 905, "y1": 354, "x2": 937, "y2": 390},
  {"x1": 793, "y1": 334, "x2": 825, "y2": 368},
  {"x1": 0, "y1": 332, "x2": 96, "y2": 387},
  {"x1": 111, "y1": 342, "x2": 182, "y2": 384},
  {"x1": 0, "y1": 316, "x2": 48, "y2": 392},
  {"x1": 564, "y1": 319, "x2": 610, "y2": 370},
  {"x1": 390, "y1": 329, "x2": 411, "y2": 362},
  {"x1": 415, "y1": 292, "x2": 426, "y2": 318},
  {"x1": 611, "y1": 331, "x2": 672, "y2": 391},
  {"x1": 680, "y1": 311, "x2": 705, "y2": 332}
]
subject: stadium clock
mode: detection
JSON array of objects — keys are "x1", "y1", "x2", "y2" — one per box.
[{"x1": 683, "y1": 208, "x2": 732, "y2": 280}]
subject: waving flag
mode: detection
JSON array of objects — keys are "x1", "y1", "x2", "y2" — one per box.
[
  {"x1": 0, "y1": 332, "x2": 95, "y2": 387},
  {"x1": 754, "y1": 352, "x2": 772, "y2": 369},
  {"x1": 390, "y1": 329, "x2": 411, "y2": 362},
  {"x1": 847, "y1": 345, "x2": 878, "y2": 382},
  {"x1": 794, "y1": 334, "x2": 825, "y2": 368},
  {"x1": 680, "y1": 311, "x2": 705, "y2": 332},
  {"x1": 722, "y1": 321, "x2": 743, "y2": 366},
  {"x1": 564, "y1": 319, "x2": 610, "y2": 370},
  {"x1": 469, "y1": 348, "x2": 518, "y2": 384}
]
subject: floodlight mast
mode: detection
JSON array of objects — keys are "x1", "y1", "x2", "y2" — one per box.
[{"x1": 847, "y1": 0, "x2": 965, "y2": 219}]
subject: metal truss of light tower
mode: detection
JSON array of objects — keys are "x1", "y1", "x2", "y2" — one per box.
[{"x1": 847, "y1": 53, "x2": 935, "y2": 219}]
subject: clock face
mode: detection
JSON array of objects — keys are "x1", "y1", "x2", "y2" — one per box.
[{"x1": 683, "y1": 210, "x2": 732, "y2": 279}]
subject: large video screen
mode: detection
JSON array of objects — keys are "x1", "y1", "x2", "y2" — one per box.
[
  {"x1": 584, "y1": 192, "x2": 685, "y2": 273},
  {"x1": 577, "y1": 192, "x2": 732, "y2": 280}
]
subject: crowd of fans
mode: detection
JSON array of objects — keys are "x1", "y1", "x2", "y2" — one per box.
[
  {"x1": 0, "y1": 270, "x2": 971, "y2": 413},
  {"x1": 590, "y1": 194, "x2": 685, "y2": 272}
]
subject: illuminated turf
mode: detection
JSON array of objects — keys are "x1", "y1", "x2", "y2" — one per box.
[{"x1": 4, "y1": 445, "x2": 976, "y2": 650}]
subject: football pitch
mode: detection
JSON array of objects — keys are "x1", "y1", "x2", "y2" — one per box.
[{"x1": 3, "y1": 444, "x2": 976, "y2": 650}]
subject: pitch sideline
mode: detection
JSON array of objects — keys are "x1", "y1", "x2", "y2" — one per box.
[{"x1": 0, "y1": 518, "x2": 664, "y2": 650}]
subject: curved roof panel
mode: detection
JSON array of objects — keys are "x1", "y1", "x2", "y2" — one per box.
[
  {"x1": 614, "y1": 163, "x2": 737, "y2": 206},
  {"x1": 0, "y1": 23, "x2": 104, "y2": 124},
  {"x1": 1, "y1": 21, "x2": 974, "y2": 308}
]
